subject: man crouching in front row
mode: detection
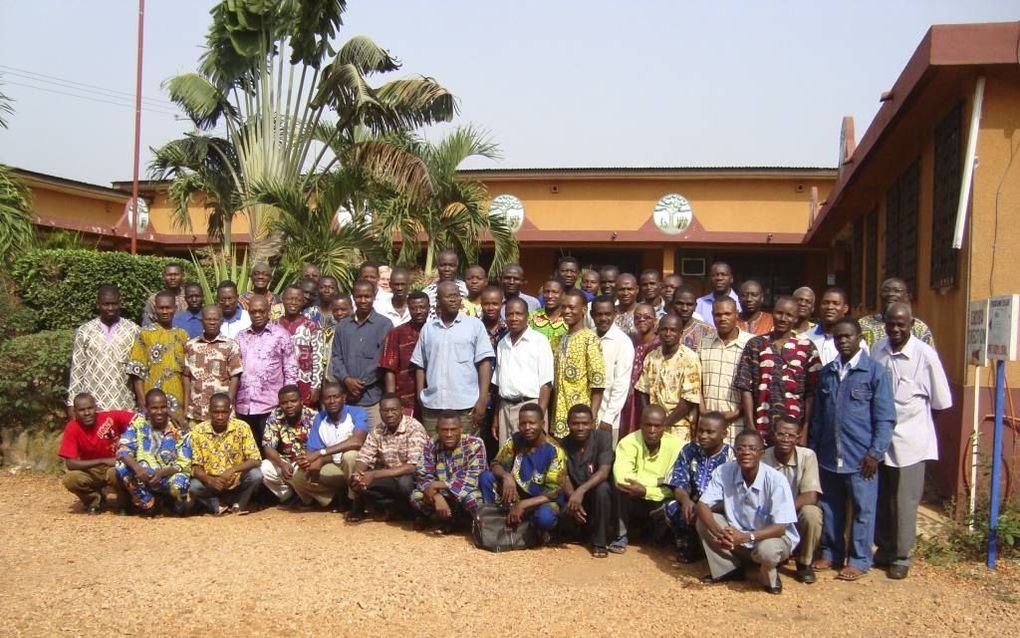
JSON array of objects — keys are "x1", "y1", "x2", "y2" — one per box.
[{"x1": 696, "y1": 430, "x2": 799, "y2": 594}]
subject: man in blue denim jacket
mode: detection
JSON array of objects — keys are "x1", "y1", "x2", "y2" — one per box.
[{"x1": 809, "y1": 317, "x2": 895, "y2": 581}]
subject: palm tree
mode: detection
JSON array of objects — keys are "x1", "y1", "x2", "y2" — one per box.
[
  {"x1": 161, "y1": 0, "x2": 455, "y2": 257},
  {"x1": 375, "y1": 126, "x2": 518, "y2": 276},
  {"x1": 149, "y1": 134, "x2": 243, "y2": 248},
  {"x1": 252, "y1": 171, "x2": 384, "y2": 291},
  {"x1": 0, "y1": 78, "x2": 35, "y2": 263}
]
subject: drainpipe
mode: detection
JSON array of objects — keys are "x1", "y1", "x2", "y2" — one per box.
[
  {"x1": 953, "y1": 76, "x2": 985, "y2": 249},
  {"x1": 958, "y1": 76, "x2": 985, "y2": 526}
]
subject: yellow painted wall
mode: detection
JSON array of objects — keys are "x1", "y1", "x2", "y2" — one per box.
[
  {"x1": 145, "y1": 191, "x2": 254, "y2": 237},
  {"x1": 483, "y1": 177, "x2": 832, "y2": 234},
  {"x1": 29, "y1": 186, "x2": 123, "y2": 229}
]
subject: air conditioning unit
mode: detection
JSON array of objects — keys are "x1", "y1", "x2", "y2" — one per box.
[{"x1": 681, "y1": 258, "x2": 706, "y2": 276}]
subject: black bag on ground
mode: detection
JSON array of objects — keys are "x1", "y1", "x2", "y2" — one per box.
[{"x1": 472, "y1": 504, "x2": 539, "y2": 552}]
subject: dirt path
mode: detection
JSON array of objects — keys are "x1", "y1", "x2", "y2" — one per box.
[{"x1": 0, "y1": 473, "x2": 1016, "y2": 636}]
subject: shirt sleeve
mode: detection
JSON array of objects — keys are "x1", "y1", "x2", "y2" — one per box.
[
  {"x1": 351, "y1": 407, "x2": 370, "y2": 432},
  {"x1": 767, "y1": 472, "x2": 799, "y2": 526},
  {"x1": 732, "y1": 341, "x2": 757, "y2": 393},
  {"x1": 330, "y1": 322, "x2": 351, "y2": 382},
  {"x1": 612, "y1": 435, "x2": 638, "y2": 486},
  {"x1": 67, "y1": 326, "x2": 86, "y2": 406},
  {"x1": 679, "y1": 348, "x2": 702, "y2": 404},
  {"x1": 310, "y1": 326, "x2": 325, "y2": 387},
  {"x1": 494, "y1": 437, "x2": 515, "y2": 469},
  {"x1": 379, "y1": 330, "x2": 399, "y2": 374},
  {"x1": 868, "y1": 364, "x2": 897, "y2": 461},
  {"x1": 126, "y1": 333, "x2": 149, "y2": 380},
  {"x1": 542, "y1": 445, "x2": 566, "y2": 500},
  {"x1": 116, "y1": 419, "x2": 140, "y2": 459},
  {"x1": 356, "y1": 429, "x2": 380, "y2": 468},
  {"x1": 797, "y1": 448, "x2": 823, "y2": 495},
  {"x1": 537, "y1": 338, "x2": 555, "y2": 387},
  {"x1": 448, "y1": 438, "x2": 486, "y2": 499},
  {"x1": 804, "y1": 344, "x2": 822, "y2": 393},
  {"x1": 228, "y1": 341, "x2": 244, "y2": 377},
  {"x1": 699, "y1": 464, "x2": 725, "y2": 508},
  {"x1": 601, "y1": 337, "x2": 634, "y2": 426},
  {"x1": 240, "y1": 425, "x2": 261, "y2": 462},
  {"x1": 665, "y1": 444, "x2": 694, "y2": 491},
  {"x1": 926, "y1": 350, "x2": 953, "y2": 411},
  {"x1": 307, "y1": 416, "x2": 324, "y2": 453},
  {"x1": 262, "y1": 412, "x2": 281, "y2": 450},
  {"x1": 415, "y1": 440, "x2": 437, "y2": 492},
  {"x1": 474, "y1": 323, "x2": 496, "y2": 364},
  {"x1": 58, "y1": 423, "x2": 80, "y2": 459},
  {"x1": 410, "y1": 326, "x2": 426, "y2": 368},
  {"x1": 403, "y1": 421, "x2": 428, "y2": 467},
  {"x1": 586, "y1": 333, "x2": 606, "y2": 389},
  {"x1": 634, "y1": 355, "x2": 652, "y2": 394},
  {"x1": 595, "y1": 430, "x2": 615, "y2": 467},
  {"x1": 175, "y1": 433, "x2": 193, "y2": 475},
  {"x1": 280, "y1": 333, "x2": 299, "y2": 386}
]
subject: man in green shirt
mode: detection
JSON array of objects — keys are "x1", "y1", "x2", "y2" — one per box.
[{"x1": 610, "y1": 404, "x2": 683, "y2": 553}]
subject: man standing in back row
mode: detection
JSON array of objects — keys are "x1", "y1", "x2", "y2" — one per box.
[
  {"x1": 331, "y1": 279, "x2": 393, "y2": 429},
  {"x1": 68, "y1": 285, "x2": 140, "y2": 416},
  {"x1": 871, "y1": 302, "x2": 952, "y2": 579},
  {"x1": 695, "y1": 262, "x2": 742, "y2": 328}
]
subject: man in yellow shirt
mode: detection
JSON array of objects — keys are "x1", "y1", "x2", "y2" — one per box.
[
  {"x1": 610, "y1": 405, "x2": 683, "y2": 553},
  {"x1": 188, "y1": 393, "x2": 263, "y2": 515},
  {"x1": 635, "y1": 315, "x2": 701, "y2": 444}
]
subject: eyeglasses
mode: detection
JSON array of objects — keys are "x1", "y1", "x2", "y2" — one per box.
[
  {"x1": 634, "y1": 313, "x2": 656, "y2": 320},
  {"x1": 735, "y1": 445, "x2": 762, "y2": 453},
  {"x1": 773, "y1": 432, "x2": 798, "y2": 440}
]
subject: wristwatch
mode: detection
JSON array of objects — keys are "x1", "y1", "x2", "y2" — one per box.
[
  {"x1": 749, "y1": 531, "x2": 756, "y2": 543},
  {"x1": 319, "y1": 448, "x2": 329, "y2": 457}
]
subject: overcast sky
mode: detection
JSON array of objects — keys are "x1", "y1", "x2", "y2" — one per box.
[{"x1": 0, "y1": 1, "x2": 1016, "y2": 185}]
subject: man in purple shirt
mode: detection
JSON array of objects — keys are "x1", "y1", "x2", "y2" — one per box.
[{"x1": 235, "y1": 296, "x2": 298, "y2": 449}]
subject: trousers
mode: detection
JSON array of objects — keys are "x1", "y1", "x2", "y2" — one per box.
[
  {"x1": 62, "y1": 465, "x2": 129, "y2": 509},
  {"x1": 795, "y1": 504, "x2": 823, "y2": 565},
  {"x1": 260, "y1": 458, "x2": 298, "y2": 502},
  {"x1": 290, "y1": 451, "x2": 360, "y2": 507},
  {"x1": 479, "y1": 471, "x2": 559, "y2": 531},
  {"x1": 115, "y1": 460, "x2": 189, "y2": 512},
  {"x1": 819, "y1": 468, "x2": 879, "y2": 571},
  {"x1": 359, "y1": 474, "x2": 415, "y2": 515},
  {"x1": 875, "y1": 461, "x2": 926, "y2": 567},
  {"x1": 697, "y1": 512, "x2": 792, "y2": 587},
  {"x1": 188, "y1": 468, "x2": 263, "y2": 513},
  {"x1": 557, "y1": 480, "x2": 614, "y2": 548}
]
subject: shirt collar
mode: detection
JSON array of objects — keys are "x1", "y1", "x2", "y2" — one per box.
[
  {"x1": 733, "y1": 462, "x2": 767, "y2": 491},
  {"x1": 431, "y1": 313, "x2": 463, "y2": 327},
  {"x1": 881, "y1": 335, "x2": 916, "y2": 359},
  {"x1": 833, "y1": 349, "x2": 865, "y2": 373}
]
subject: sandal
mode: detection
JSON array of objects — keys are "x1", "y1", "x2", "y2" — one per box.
[
  {"x1": 608, "y1": 538, "x2": 628, "y2": 554},
  {"x1": 811, "y1": 558, "x2": 834, "y2": 571},
  {"x1": 592, "y1": 546, "x2": 609, "y2": 558},
  {"x1": 836, "y1": 566, "x2": 867, "y2": 581}
]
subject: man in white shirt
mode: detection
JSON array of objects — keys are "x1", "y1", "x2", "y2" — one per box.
[
  {"x1": 217, "y1": 280, "x2": 252, "y2": 339},
  {"x1": 804, "y1": 287, "x2": 867, "y2": 365},
  {"x1": 492, "y1": 297, "x2": 554, "y2": 444},
  {"x1": 590, "y1": 296, "x2": 635, "y2": 441},
  {"x1": 871, "y1": 302, "x2": 952, "y2": 579},
  {"x1": 290, "y1": 381, "x2": 370, "y2": 509},
  {"x1": 373, "y1": 266, "x2": 411, "y2": 327}
]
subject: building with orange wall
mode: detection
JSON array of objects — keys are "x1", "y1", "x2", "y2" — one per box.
[{"x1": 808, "y1": 22, "x2": 1020, "y2": 504}]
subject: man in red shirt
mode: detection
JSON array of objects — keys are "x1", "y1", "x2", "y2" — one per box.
[
  {"x1": 59, "y1": 393, "x2": 133, "y2": 513},
  {"x1": 380, "y1": 291, "x2": 429, "y2": 418}
]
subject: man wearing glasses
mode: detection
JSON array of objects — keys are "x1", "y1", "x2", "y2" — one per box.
[{"x1": 695, "y1": 430, "x2": 799, "y2": 594}]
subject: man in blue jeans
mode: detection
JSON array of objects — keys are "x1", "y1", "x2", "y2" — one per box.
[
  {"x1": 480, "y1": 403, "x2": 565, "y2": 534},
  {"x1": 810, "y1": 317, "x2": 895, "y2": 581}
]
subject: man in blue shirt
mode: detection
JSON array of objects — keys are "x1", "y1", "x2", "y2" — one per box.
[
  {"x1": 696, "y1": 430, "x2": 798, "y2": 594},
  {"x1": 172, "y1": 283, "x2": 205, "y2": 339},
  {"x1": 810, "y1": 317, "x2": 895, "y2": 581},
  {"x1": 499, "y1": 263, "x2": 541, "y2": 316},
  {"x1": 290, "y1": 381, "x2": 369, "y2": 510},
  {"x1": 412, "y1": 280, "x2": 495, "y2": 438},
  {"x1": 330, "y1": 279, "x2": 394, "y2": 430},
  {"x1": 694, "y1": 262, "x2": 742, "y2": 327}
]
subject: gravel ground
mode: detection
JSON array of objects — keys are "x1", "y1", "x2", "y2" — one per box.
[{"x1": 1, "y1": 473, "x2": 1016, "y2": 637}]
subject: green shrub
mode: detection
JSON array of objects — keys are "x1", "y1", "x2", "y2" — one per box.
[
  {"x1": 0, "y1": 283, "x2": 37, "y2": 341},
  {"x1": 916, "y1": 497, "x2": 1020, "y2": 564},
  {"x1": 0, "y1": 329, "x2": 74, "y2": 431},
  {"x1": 11, "y1": 249, "x2": 197, "y2": 331}
]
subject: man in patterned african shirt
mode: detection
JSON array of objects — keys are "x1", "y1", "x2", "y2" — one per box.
[
  {"x1": 68, "y1": 285, "x2": 139, "y2": 415},
  {"x1": 183, "y1": 305, "x2": 243, "y2": 424},
  {"x1": 663, "y1": 412, "x2": 734, "y2": 562},
  {"x1": 411, "y1": 411, "x2": 486, "y2": 529},
  {"x1": 734, "y1": 296, "x2": 821, "y2": 440},
  {"x1": 127, "y1": 290, "x2": 188, "y2": 414},
  {"x1": 635, "y1": 314, "x2": 702, "y2": 444},
  {"x1": 260, "y1": 385, "x2": 317, "y2": 504},
  {"x1": 550, "y1": 290, "x2": 605, "y2": 438},
  {"x1": 189, "y1": 393, "x2": 263, "y2": 514},
  {"x1": 278, "y1": 285, "x2": 325, "y2": 407},
  {"x1": 115, "y1": 389, "x2": 192, "y2": 515},
  {"x1": 480, "y1": 403, "x2": 566, "y2": 534}
]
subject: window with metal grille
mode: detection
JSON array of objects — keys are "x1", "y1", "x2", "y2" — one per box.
[
  {"x1": 884, "y1": 158, "x2": 920, "y2": 293},
  {"x1": 865, "y1": 207, "x2": 878, "y2": 308},
  {"x1": 931, "y1": 103, "x2": 962, "y2": 288}
]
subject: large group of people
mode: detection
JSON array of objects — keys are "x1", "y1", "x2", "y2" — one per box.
[{"x1": 60, "y1": 253, "x2": 952, "y2": 592}]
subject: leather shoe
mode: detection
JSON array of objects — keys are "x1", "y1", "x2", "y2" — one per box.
[
  {"x1": 766, "y1": 575, "x2": 783, "y2": 594},
  {"x1": 888, "y1": 565, "x2": 909, "y2": 580},
  {"x1": 795, "y1": 563, "x2": 817, "y2": 584},
  {"x1": 700, "y1": 569, "x2": 744, "y2": 584}
]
